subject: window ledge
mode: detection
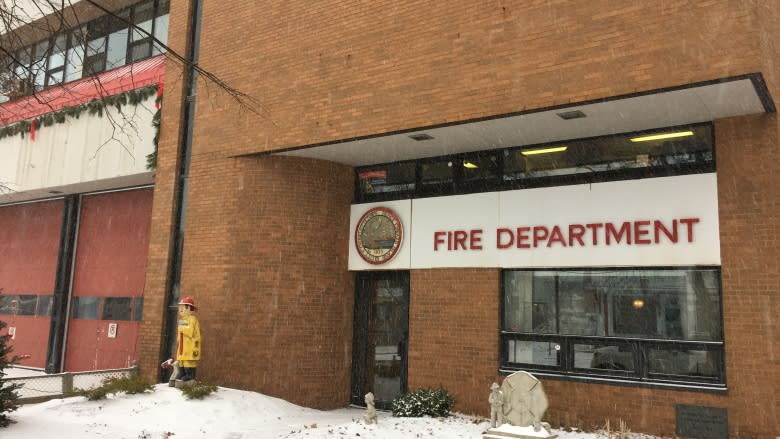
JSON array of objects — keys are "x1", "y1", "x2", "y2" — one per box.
[{"x1": 499, "y1": 368, "x2": 728, "y2": 394}]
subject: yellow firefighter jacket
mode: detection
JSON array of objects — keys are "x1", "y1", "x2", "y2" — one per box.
[{"x1": 176, "y1": 314, "x2": 201, "y2": 367}]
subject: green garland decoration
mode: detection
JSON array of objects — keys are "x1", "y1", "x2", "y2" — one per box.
[
  {"x1": 0, "y1": 84, "x2": 160, "y2": 144},
  {"x1": 146, "y1": 94, "x2": 162, "y2": 170}
]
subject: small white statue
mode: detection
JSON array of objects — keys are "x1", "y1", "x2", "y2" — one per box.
[
  {"x1": 489, "y1": 382, "x2": 504, "y2": 428},
  {"x1": 364, "y1": 392, "x2": 378, "y2": 424}
]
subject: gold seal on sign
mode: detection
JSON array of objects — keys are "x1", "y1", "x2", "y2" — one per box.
[{"x1": 355, "y1": 207, "x2": 403, "y2": 264}]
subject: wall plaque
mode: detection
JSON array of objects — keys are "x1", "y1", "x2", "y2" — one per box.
[{"x1": 676, "y1": 404, "x2": 728, "y2": 439}]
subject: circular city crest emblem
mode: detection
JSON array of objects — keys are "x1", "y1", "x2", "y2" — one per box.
[{"x1": 355, "y1": 207, "x2": 403, "y2": 264}]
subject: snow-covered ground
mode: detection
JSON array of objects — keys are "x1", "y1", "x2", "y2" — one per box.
[{"x1": 3, "y1": 367, "x2": 655, "y2": 439}]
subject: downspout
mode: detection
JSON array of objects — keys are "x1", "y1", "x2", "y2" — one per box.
[
  {"x1": 45, "y1": 195, "x2": 80, "y2": 373},
  {"x1": 160, "y1": 0, "x2": 203, "y2": 379}
]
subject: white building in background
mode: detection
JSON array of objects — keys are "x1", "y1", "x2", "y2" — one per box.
[{"x1": 0, "y1": 0, "x2": 167, "y2": 374}]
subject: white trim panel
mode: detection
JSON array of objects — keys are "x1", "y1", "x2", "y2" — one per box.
[{"x1": 349, "y1": 174, "x2": 721, "y2": 270}]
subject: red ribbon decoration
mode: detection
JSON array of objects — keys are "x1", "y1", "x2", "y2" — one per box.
[{"x1": 155, "y1": 82, "x2": 164, "y2": 109}]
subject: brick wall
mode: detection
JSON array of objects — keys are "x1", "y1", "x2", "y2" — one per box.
[
  {"x1": 407, "y1": 268, "x2": 501, "y2": 416},
  {"x1": 191, "y1": 0, "x2": 766, "y2": 157},
  {"x1": 713, "y1": 113, "x2": 780, "y2": 438},
  {"x1": 141, "y1": 152, "x2": 355, "y2": 408},
  {"x1": 137, "y1": 0, "x2": 193, "y2": 381}
]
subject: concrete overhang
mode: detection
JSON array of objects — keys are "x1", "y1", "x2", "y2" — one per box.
[
  {"x1": 0, "y1": 173, "x2": 154, "y2": 205},
  {"x1": 274, "y1": 73, "x2": 775, "y2": 167}
]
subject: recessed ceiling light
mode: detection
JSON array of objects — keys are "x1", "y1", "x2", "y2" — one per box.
[
  {"x1": 409, "y1": 133, "x2": 434, "y2": 141},
  {"x1": 556, "y1": 110, "x2": 586, "y2": 120}
]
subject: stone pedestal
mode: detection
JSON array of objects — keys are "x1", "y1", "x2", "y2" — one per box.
[
  {"x1": 500, "y1": 371, "x2": 548, "y2": 429},
  {"x1": 483, "y1": 423, "x2": 557, "y2": 439}
]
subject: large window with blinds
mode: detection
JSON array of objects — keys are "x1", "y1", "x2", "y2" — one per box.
[{"x1": 500, "y1": 267, "x2": 725, "y2": 389}]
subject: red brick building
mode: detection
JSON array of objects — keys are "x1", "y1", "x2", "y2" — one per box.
[
  {"x1": 3, "y1": 1, "x2": 778, "y2": 438},
  {"x1": 135, "y1": 1, "x2": 779, "y2": 437}
]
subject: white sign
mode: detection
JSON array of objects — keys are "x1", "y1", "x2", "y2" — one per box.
[
  {"x1": 410, "y1": 192, "x2": 500, "y2": 268},
  {"x1": 8, "y1": 326, "x2": 15, "y2": 340},
  {"x1": 349, "y1": 174, "x2": 721, "y2": 269},
  {"x1": 107, "y1": 323, "x2": 118, "y2": 339}
]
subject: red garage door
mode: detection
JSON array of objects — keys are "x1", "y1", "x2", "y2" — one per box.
[
  {"x1": 0, "y1": 200, "x2": 63, "y2": 368},
  {"x1": 64, "y1": 188, "x2": 153, "y2": 371}
]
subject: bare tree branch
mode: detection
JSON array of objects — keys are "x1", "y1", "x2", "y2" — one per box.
[{"x1": 1, "y1": 0, "x2": 265, "y2": 116}]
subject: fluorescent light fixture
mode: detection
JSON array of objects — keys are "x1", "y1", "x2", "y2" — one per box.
[
  {"x1": 463, "y1": 161, "x2": 478, "y2": 169},
  {"x1": 520, "y1": 146, "x2": 567, "y2": 156},
  {"x1": 630, "y1": 131, "x2": 694, "y2": 142}
]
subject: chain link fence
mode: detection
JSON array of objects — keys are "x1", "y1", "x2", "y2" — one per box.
[{"x1": 6, "y1": 366, "x2": 138, "y2": 404}]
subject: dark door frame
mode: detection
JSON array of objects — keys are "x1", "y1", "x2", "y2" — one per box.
[{"x1": 350, "y1": 270, "x2": 409, "y2": 409}]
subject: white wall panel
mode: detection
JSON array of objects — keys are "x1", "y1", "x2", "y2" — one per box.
[{"x1": 0, "y1": 95, "x2": 156, "y2": 197}]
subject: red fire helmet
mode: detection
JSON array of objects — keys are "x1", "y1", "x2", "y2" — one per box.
[{"x1": 178, "y1": 296, "x2": 197, "y2": 310}]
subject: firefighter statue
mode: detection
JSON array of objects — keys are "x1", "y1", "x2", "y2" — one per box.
[
  {"x1": 489, "y1": 382, "x2": 504, "y2": 428},
  {"x1": 161, "y1": 296, "x2": 202, "y2": 387}
]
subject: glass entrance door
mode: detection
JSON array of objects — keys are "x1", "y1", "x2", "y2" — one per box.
[{"x1": 351, "y1": 271, "x2": 409, "y2": 409}]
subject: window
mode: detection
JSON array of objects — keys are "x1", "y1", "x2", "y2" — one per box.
[
  {"x1": 102, "y1": 297, "x2": 133, "y2": 320},
  {"x1": 84, "y1": 15, "x2": 109, "y2": 75},
  {"x1": 419, "y1": 158, "x2": 456, "y2": 197},
  {"x1": 0, "y1": 0, "x2": 170, "y2": 97},
  {"x1": 45, "y1": 34, "x2": 67, "y2": 87},
  {"x1": 356, "y1": 162, "x2": 415, "y2": 198},
  {"x1": 105, "y1": 11, "x2": 131, "y2": 70},
  {"x1": 31, "y1": 40, "x2": 49, "y2": 91},
  {"x1": 37, "y1": 296, "x2": 53, "y2": 317},
  {"x1": 72, "y1": 296, "x2": 100, "y2": 319},
  {"x1": 504, "y1": 125, "x2": 713, "y2": 185},
  {"x1": 152, "y1": 0, "x2": 170, "y2": 55},
  {"x1": 0, "y1": 294, "x2": 36, "y2": 315},
  {"x1": 129, "y1": 1, "x2": 154, "y2": 62},
  {"x1": 65, "y1": 28, "x2": 86, "y2": 82},
  {"x1": 0, "y1": 295, "x2": 13, "y2": 314},
  {"x1": 16, "y1": 295, "x2": 37, "y2": 315},
  {"x1": 0, "y1": 48, "x2": 31, "y2": 102},
  {"x1": 134, "y1": 297, "x2": 144, "y2": 321},
  {"x1": 14, "y1": 46, "x2": 33, "y2": 86},
  {"x1": 460, "y1": 152, "x2": 501, "y2": 191},
  {"x1": 354, "y1": 124, "x2": 714, "y2": 203},
  {"x1": 501, "y1": 268, "x2": 725, "y2": 388}
]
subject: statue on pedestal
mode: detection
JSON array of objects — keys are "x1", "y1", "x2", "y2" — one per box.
[
  {"x1": 484, "y1": 371, "x2": 556, "y2": 439},
  {"x1": 161, "y1": 296, "x2": 202, "y2": 387},
  {"x1": 364, "y1": 392, "x2": 378, "y2": 424},
  {"x1": 489, "y1": 382, "x2": 504, "y2": 428}
]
